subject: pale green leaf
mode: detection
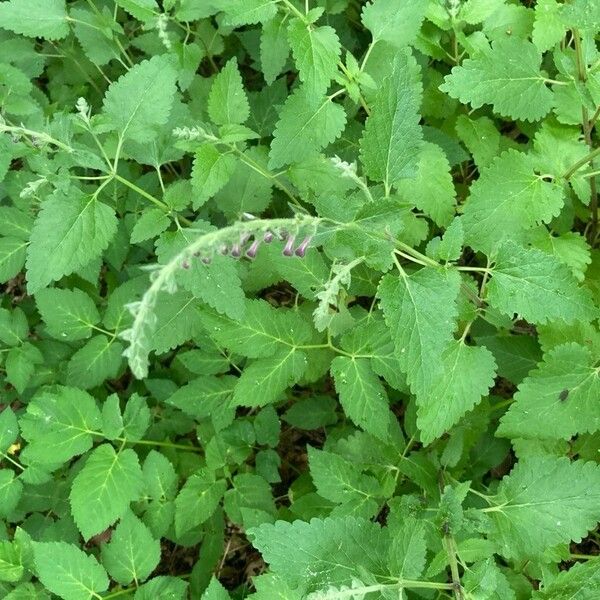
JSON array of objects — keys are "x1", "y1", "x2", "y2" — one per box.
[
  {"x1": 33, "y1": 542, "x2": 109, "y2": 600},
  {"x1": 487, "y1": 241, "x2": 597, "y2": 324},
  {"x1": 221, "y1": 0, "x2": 278, "y2": 26},
  {"x1": 359, "y1": 50, "x2": 423, "y2": 186},
  {"x1": 66, "y1": 335, "x2": 123, "y2": 389},
  {"x1": 208, "y1": 58, "x2": 249, "y2": 126},
  {"x1": 134, "y1": 576, "x2": 188, "y2": 600},
  {"x1": 0, "y1": 237, "x2": 27, "y2": 283},
  {"x1": 70, "y1": 444, "x2": 144, "y2": 540},
  {"x1": 102, "y1": 55, "x2": 177, "y2": 142},
  {"x1": 534, "y1": 557, "x2": 600, "y2": 599},
  {"x1": 35, "y1": 287, "x2": 100, "y2": 341},
  {"x1": 361, "y1": 0, "x2": 427, "y2": 47},
  {"x1": 269, "y1": 86, "x2": 346, "y2": 169},
  {"x1": 130, "y1": 208, "x2": 170, "y2": 244},
  {"x1": 191, "y1": 144, "x2": 237, "y2": 208},
  {"x1": 202, "y1": 577, "x2": 232, "y2": 599},
  {"x1": 0, "y1": 0, "x2": 68, "y2": 39},
  {"x1": 26, "y1": 190, "x2": 117, "y2": 293},
  {"x1": 0, "y1": 541, "x2": 23, "y2": 583},
  {"x1": 533, "y1": 0, "x2": 566, "y2": 52},
  {"x1": 440, "y1": 38, "x2": 553, "y2": 122},
  {"x1": 260, "y1": 14, "x2": 290, "y2": 85},
  {"x1": 116, "y1": 0, "x2": 158, "y2": 21}
]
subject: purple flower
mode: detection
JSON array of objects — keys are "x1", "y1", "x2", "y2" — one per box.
[
  {"x1": 219, "y1": 245, "x2": 229, "y2": 255},
  {"x1": 282, "y1": 235, "x2": 295, "y2": 256},
  {"x1": 246, "y1": 240, "x2": 260, "y2": 259},
  {"x1": 263, "y1": 231, "x2": 274, "y2": 243},
  {"x1": 295, "y1": 236, "x2": 312, "y2": 258},
  {"x1": 201, "y1": 256, "x2": 212, "y2": 265},
  {"x1": 231, "y1": 243, "x2": 242, "y2": 258},
  {"x1": 181, "y1": 259, "x2": 190, "y2": 269}
]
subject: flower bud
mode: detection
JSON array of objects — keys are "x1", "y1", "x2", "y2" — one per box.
[
  {"x1": 231, "y1": 244, "x2": 242, "y2": 258},
  {"x1": 263, "y1": 231, "x2": 274, "y2": 243},
  {"x1": 219, "y1": 245, "x2": 229, "y2": 255},
  {"x1": 201, "y1": 256, "x2": 212, "y2": 265},
  {"x1": 246, "y1": 240, "x2": 260, "y2": 259},
  {"x1": 283, "y1": 235, "x2": 295, "y2": 256},
  {"x1": 181, "y1": 260, "x2": 190, "y2": 269},
  {"x1": 294, "y1": 236, "x2": 312, "y2": 258}
]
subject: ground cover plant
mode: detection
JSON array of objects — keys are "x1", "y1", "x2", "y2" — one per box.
[{"x1": 0, "y1": 0, "x2": 599, "y2": 597}]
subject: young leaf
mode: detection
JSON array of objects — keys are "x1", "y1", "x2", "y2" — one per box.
[
  {"x1": 497, "y1": 343, "x2": 600, "y2": 441},
  {"x1": 287, "y1": 18, "x2": 341, "y2": 98},
  {"x1": 26, "y1": 190, "x2": 117, "y2": 293},
  {"x1": 33, "y1": 541, "x2": 109, "y2": 600},
  {"x1": 440, "y1": 38, "x2": 554, "y2": 122},
  {"x1": 102, "y1": 55, "x2": 178, "y2": 142},
  {"x1": 101, "y1": 511, "x2": 161, "y2": 586},
  {"x1": 360, "y1": 50, "x2": 423, "y2": 187},
  {"x1": 66, "y1": 335, "x2": 124, "y2": 389},
  {"x1": 70, "y1": 444, "x2": 144, "y2": 540},
  {"x1": 0, "y1": 0, "x2": 69, "y2": 40},
  {"x1": 488, "y1": 457, "x2": 600, "y2": 560},
  {"x1": 208, "y1": 58, "x2": 250, "y2": 126},
  {"x1": 269, "y1": 86, "x2": 346, "y2": 169},
  {"x1": 221, "y1": 0, "x2": 278, "y2": 27},
  {"x1": 0, "y1": 237, "x2": 27, "y2": 284},
  {"x1": 191, "y1": 145, "x2": 237, "y2": 208},
  {"x1": 361, "y1": 0, "x2": 427, "y2": 47},
  {"x1": 260, "y1": 14, "x2": 290, "y2": 85}
]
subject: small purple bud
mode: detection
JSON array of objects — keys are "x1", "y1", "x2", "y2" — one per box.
[
  {"x1": 219, "y1": 245, "x2": 229, "y2": 255},
  {"x1": 283, "y1": 235, "x2": 296, "y2": 257},
  {"x1": 278, "y1": 229, "x2": 288, "y2": 241},
  {"x1": 181, "y1": 259, "x2": 190, "y2": 269},
  {"x1": 231, "y1": 244, "x2": 242, "y2": 258},
  {"x1": 246, "y1": 240, "x2": 260, "y2": 259},
  {"x1": 201, "y1": 256, "x2": 212, "y2": 265},
  {"x1": 295, "y1": 236, "x2": 312, "y2": 258},
  {"x1": 263, "y1": 231, "x2": 274, "y2": 243},
  {"x1": 193, "y1": 251, "x2": 201, "y2": 257}
]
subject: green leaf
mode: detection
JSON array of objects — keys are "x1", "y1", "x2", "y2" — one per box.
[
  {"x1": 488, "y1": 457, "x2": 600, "y2": 560},
  {"x1": 0, "y1": 408, "x2": 18, "y2": 454},
  {"x1": 0, "y1": 307, "x2": 28, "y2": 347},
  {"x1": 5, "y1": 343, "x2": 43, "y2": 393},
  {"x1": 208, "y1": 59, "x2": 250, "y2": 126},
  {"x1": 70, "y1": 444, "x2": 144, "y2": 540},
  {"x1": 66, "y1": 335, "x2": 123, "y2": 389},
  {"x1": 387, "y1": 517, "x2": 427, "y2": 579},
  {"x1": 26, "y1": 190, "x2": 117, "y2": 293},
  {"x1": 174, "y1": 469, "x2": 227, "y2": 535},
  {"x1": 498, "y1": 343, "x2": 600, "y2": 441},
  {"x1": 232, "y1": 350, "x2": 308, "y2": 407},
  {"x1": 394, "y1": 142, "x2": 456, "y2": 226},
  {"x1": 0, "y1": 0, "x2": 68, "y2": 40},
  {"x1": 487, "y1": 241, "x2": 596, "y2": 325},
  {"x1": 19, "y1": 387, "x2": 102, "y2": 466},
  {"x1": 143, "y1": 450, "x2": 178, "y2": 501},
  {"x1": 249, "y1": 517, "x2": 388, "y2": 591},
  {"x1": 35, "y1": 287, "x2": 100, "y2": 341},
  {"x1": 360, "y1": 50, "x2": 423, "y2": 187},
  {"x1": 287, "y1": 18, "x2": 340, "y2": 98},
  {"x1": 0, "y1": 541, "x2": 23, "y2": 583},
  {"x1": 440, "y1": 38, "x2": 554, "y2": 122},
  {"x1": 116, "y1": 0, "x2": 158, "y2": 22},
  {"x1": 198, "y1": 300, "x2": 312, "y2": 358},
  {"x1": 221, "y1": 0, "x2": 278, "y2": 26},
  {"x1": 33, "y1": 541, "x2": 109, "y2": 600},
  {"x1": 269, "y1": 86, "x2": 346, "y2": 169},
  {"x1": 102, "y1": 55, "x2": 178, "y2": 142},
  {"x1": 455, "y1": 114, "x2": 502, "y2": 170},
  {"x1": 191, "y1": 145, "x2": 237, "y2": 208},
  {"x1": 260, "y1": 14, "x2": 290, "y2": 85},
  {"x1": 330, "y1": 356, "x2": 391, "y2": 440},
  {"x1": 534, "y1": 557, "x2": 600, "y2": 599},
  {"x1": 460, "y1": 150, "x2": 565, "y2": 254},
  {"x1": 134, "y1": 576, "x2": 188, "y2": 599},
  {"x1": 532, "y1": 0, "x2": 565, "y2": 52},
  {"x1": 101, "y1": 511, "x2": 160, "y2": 586},
  {"x1": 361, "y1": 0, "x2": 427, "y2": 47},
  {"x1": 417, "y1": 341, "x2": 496, "y2": 445},
  {"x1": 166, "y1": 376, "x2": 236, "y2": 421},
  {"x1": 202, "y1": 577, "x2": 232, "y2": 600},
  {"x1": 130, "y1": 208, "x2": 170, "y2": 244},
  {"x1": 378, "y1": 267, "x2": 461, "y2": 394},
  {"x1": 0, "y1": 237, "x2": 27, "y2": 283}
]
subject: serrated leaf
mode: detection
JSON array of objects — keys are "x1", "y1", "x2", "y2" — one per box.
[
  {"x1": 0, "y1": 0, "x2": 68, "y2": 40},
  {"x1": 5, "y1": 343, "x2": 43, "y2": 393},
  {"x1": 269, "y1": 86, "x2": 346, "y2": 169},
  {"x1": 131, "y1": 208, "x2": 170, "y2": 244},
  {"x1": 166, "y1": 376, "x2": 236, "y2": 420},
  {"x1": 19, "y1": 387, "x2": 102, "y2": 466},
  {"x1": 35, "y1": 287, "x2": 100, "y2": 341},
  {"x1": 440, "y1": 38, "x2": 554, "y2": 122},
  {"x1": 66, "y1": 335, "x2": 123, "y2": 389},
  {"x1": 361, "y1": 0, "x2": 427, "y2": 47},
  {"x1": 288, "y1": 19, "x2": 340, "y2": 98},
  {"x1": 461, "y1": 150, "x2": 565, "y2": 253},
  {"x1": 260, "y1": 14, "x2": 290, "y2": 85},
  {"x1": 455, "y1": 114, "x2": 502, "y2": 170},
  {"x1": 191, "y1": 144, "x2": 237, "y2": 208},
  {"x1": 378, "y1": 267, "x2": 461, "y2": 394},
  {"x1": 26, "y1": 189, "x2": 117, "y2": 293},
  {"x1": 33, "y1": 542, "x2": 109, "y2": 600},
  {"x1": 532, "y1": 0, "x2": 565, "y2": 52},
  {"x1": 208, "y1": 58, "x2": 250, "y2": 126},
  {"x1": 0, "y1": 307, "x2": 28, "y2": 347},
  {"x1": 360, "y1": 50, "x2": 423, "y2": 186},
  {"x1": 330, "y1": 356, "x2": 391, "y2": 440},
  {"x1": 202, "y1": 577, "x2": 232, "y2": 600},
  {"x1": 70, "y1": 444, "x2": 144, "y2": 540},
  {"x1": 488, "y1": 457, "x2": 600, "y2": 559},
  {"x1": 497, "y1": 343, "x2": 600, "y2": 441},
  {"x1": 0, "y1": 237, "x2": 27, "y2": 283},
  {"x1": 174, "y1": 469, "x2": 227, "y2": 535},
  {"x1": 232, "y1": 350, "x2": 307, "y2": 407},
  {"x1": 417, "y1": 341, "x2": 496, "y2": 445},
  {"x1": 487, "y1": 241, "x2": 596, "y2": 324},
  {"x1": 249, "y1": 517, "x2": 388, "y2": 591},
  {"x1": 101, "y1": 511, "x2": 160, "y2": 586},
  {"x1": 0, "y1": 541, "x2": 23, "y2": 583},
  {"x1": 134, "y1": 576, "x2": 188, "y2": 599},
  {"x1": 102, "y1": 55, "x2": 177, "y2": 142},
  {"x1": 534, "y1": 557, "x2": 600, "y2": 599},
  {"x1": 116, "y1": 0, "x2": 158, "y2": 21},
  {"x1": 221, "y1": 0, "x2": 278, "y2": 26}
]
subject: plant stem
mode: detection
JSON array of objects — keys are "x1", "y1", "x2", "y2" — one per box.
[{"x1": 563, "y1": 147, "x2": 600, "y2": 180}]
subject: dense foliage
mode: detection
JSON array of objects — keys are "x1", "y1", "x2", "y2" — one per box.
[{"x1": 0, "y1": 0, "x2": 599, "y2": 598}]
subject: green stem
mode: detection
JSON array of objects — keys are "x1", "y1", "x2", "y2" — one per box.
[
  {"x1": 563, "y1": 147, "x2": 600, "y2": 180},
  {"x1": 0, "y1": 124, "x2": 73, "y2": 153},
  {"x1": 570, "y1": 553, "x2": 599, "y2": 560},
  {"x1": 0, "y1": 451, "x2": 24, "y2": 471},
  {"x1": 116, "y1": 437, "x2": 202, "y2": 452},
  {"x1": 113, "y1": 174, "x2": 169, "y2": 211}
]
